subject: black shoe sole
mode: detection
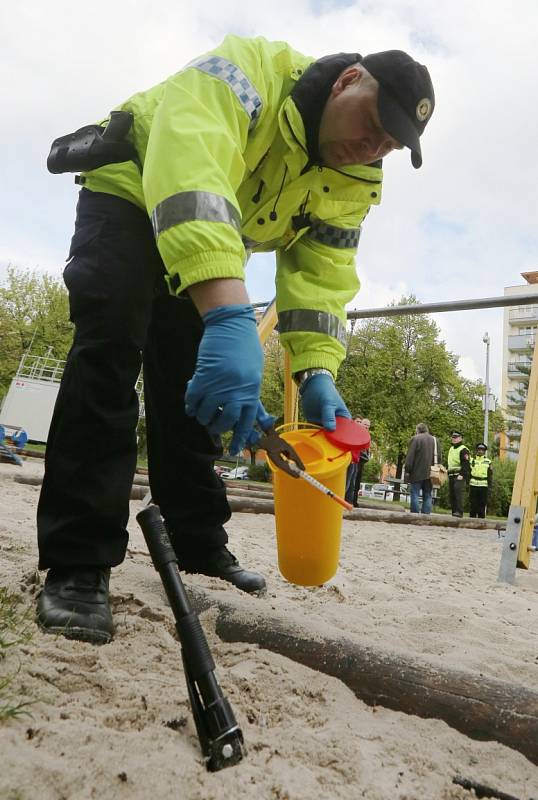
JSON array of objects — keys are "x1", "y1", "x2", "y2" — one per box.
[{"x1": 37, "y1": 620, "x2": 112, "y2": 645}]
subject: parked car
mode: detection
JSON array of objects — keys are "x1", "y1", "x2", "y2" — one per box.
[
  {"x1": 372, "y1": 483, "x2": 394, "y2": 501},
  {"x1": 359, "y1": 482, "x2": 394, "y2": 501},
  {"x1": 222, "y1": 466, "x2": 249, "y2": 480}
]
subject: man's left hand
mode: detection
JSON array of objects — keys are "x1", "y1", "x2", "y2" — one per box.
[{"x1": 299, "y1": 372, "x2": 351, "y2": 430}]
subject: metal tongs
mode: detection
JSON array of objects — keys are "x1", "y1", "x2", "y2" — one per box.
[
  {"x1": 257, "y1": 426, "x2": 305, "y2": 477},
  {"x1": 258, "y1": 426, "x2": 352, "y2": 511}
]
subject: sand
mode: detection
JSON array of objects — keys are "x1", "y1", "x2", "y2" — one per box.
[{"x1": 0, "y1": 458, "x2": 537, "y2": 800}]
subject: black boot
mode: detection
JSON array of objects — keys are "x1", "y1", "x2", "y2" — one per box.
[
  {"x1": 37, "y1": 568, "x2": 113, "y2": 644},
  {"x1": 177, "y1": 546, "x2": 266, "y2": 595}
]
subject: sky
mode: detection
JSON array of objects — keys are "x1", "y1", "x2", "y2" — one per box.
[{"x1": 2, "y1": 0, "x2": 538, "y2": 398}]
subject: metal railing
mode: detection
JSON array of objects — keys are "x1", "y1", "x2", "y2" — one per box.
[
  {"x1": 509, "y1": 305, "x2": 538, "y2": 323},
  {"x1": 16, "y1": 353, "x2": 66, "y2": 383},
  {"x1": 508, "y1": 334, "x2": 536, "y2": 351},
  {"x1": 507, "y1": 361, "x2": 532, "y2": 376},
  {"x1": 506, "y1": 392, "x2": 526, "y2": 406}
]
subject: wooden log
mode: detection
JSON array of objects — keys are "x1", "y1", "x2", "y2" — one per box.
[
  {"x1": 10, "y1": 475, "x2": 502, "y2": 530},
  {"x1": 13, "y1": 474, "x2": 42, "y2": 486},
  {"x1": 186, "y1": 586, "x2": 538, "y2": 765},
  {"x1": 226, "y1": 487, "x2": 274, "y2": 500},
  {"x1": 227, "y1": 496, "x2": 275, "y2": 514},
  {"x1": 344, "y1": 507, "x2": 503, "y2": 531}
]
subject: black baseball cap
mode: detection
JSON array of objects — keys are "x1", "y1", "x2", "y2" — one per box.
[{"x1": 361, "y1": 50, "x2": 435, "y2": 168}]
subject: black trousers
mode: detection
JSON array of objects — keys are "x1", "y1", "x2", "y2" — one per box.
[
  {"x1": 448, "y1": 474, "x2": 465, "y2": 516},
  {"x1": 469, "y1": 485, "x2": 488, "y2": 518},
  {"x1": 37, "y1": 189, "x2": 230, "y2": 569},
  {"x1": 352, "y1": 460, "x2": 365, "y2": 506}
]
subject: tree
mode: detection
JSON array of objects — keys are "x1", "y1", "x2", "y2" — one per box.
[
  {"x1": 336, "y1": 297, "x2": 505, "y2": 474},
  {"x1": 0, "y1": 266, "x2": 73, "y2": 401}
]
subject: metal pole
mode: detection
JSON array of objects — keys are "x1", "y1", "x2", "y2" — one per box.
[
  {"x1": 253, "y1": 293, "x2": 538, "y2": 318},
  {"x1": 347, "y1": 293, "x2": 538, "y2": 320},
  {"x1": 483, "y1": 332, "x2": 490, "y2": 445}
]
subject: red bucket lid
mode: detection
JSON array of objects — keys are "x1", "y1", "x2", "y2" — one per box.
[{"x1": 325, "y1": 417, "x2": 370, "y2": 457}]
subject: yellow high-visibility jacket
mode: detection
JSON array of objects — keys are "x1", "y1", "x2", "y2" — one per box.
[
  {"x1": 470, "y1": 455, "x2": 492, "y2": 488},
  {"x1": 82, "y1": 34, "x2": 383, "y2": 377}
]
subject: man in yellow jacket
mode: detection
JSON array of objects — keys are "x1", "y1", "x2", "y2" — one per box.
[{"x1": 38, "y1": 35, "x2": 435, "y2": 643}]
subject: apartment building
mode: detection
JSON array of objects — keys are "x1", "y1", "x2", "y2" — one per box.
[{"x1": 500, "y1": 272, "x2": 538, "y2": 459}]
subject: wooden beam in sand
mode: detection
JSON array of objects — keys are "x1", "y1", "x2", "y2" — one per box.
[
  {"x1": 12, "y1": 474, "x2": 502, "y2": 529},
  {"x1": 187, "y1": 586, "x2": 538, "y2": 765}
]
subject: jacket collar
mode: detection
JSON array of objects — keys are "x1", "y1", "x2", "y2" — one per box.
[
  {"x1": 278, "y1": 96, "x2": 383, "y2": 190},
  {"x1": 291, "y1": 52, "x2": 361, "y2": 164}
]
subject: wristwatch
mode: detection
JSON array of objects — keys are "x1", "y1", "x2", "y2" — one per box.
[{"x1": 292, "y1": 368, "x2": 334, "y2": 387}]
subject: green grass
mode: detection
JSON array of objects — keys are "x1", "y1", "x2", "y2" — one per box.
[{"x1": 0, "y1": 588, "x2": 34, "y2": 721}]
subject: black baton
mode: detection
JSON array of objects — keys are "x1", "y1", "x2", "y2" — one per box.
[{"x1": 136, "y1": 504, "x2": 244, "y2": 771}]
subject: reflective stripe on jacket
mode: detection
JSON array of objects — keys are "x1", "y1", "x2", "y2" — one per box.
[
  {"x1": 81, "y1": 34, "x2": 383, "y2": 377},
  {"x1": 470, "y1": 455, "x2": 491, "y2": 487},
  {"x1": 448, "y1": 444, "x2": 466, "y2": 474}
]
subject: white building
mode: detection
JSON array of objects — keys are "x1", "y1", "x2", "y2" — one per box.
[{"x1": 501, "y1": 272, "x2": 538, "y2": 460}]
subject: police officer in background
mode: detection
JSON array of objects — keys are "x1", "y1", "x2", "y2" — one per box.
[
  {"x1": 469, "y1": 443, "x2": 492, "y2": 518},
  {"x1": 447, "y1": 430, "x2": 470, "y2": 517}
]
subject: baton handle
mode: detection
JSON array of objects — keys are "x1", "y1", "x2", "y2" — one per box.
[{"x1": 136, "y1": 505, "x2": 244, "y2": 771}]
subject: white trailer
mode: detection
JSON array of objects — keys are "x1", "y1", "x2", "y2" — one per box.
[
  {"x1": 0, "y1": 352, "x2": 145, "y2": 443},
  {"x1": 0, "y1": 354, "x2": 64, "y2": 443}
]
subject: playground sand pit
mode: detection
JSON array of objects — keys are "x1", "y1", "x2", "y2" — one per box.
[{"x1": 1, "y1": 459, "x2": 537, "y2": 799}]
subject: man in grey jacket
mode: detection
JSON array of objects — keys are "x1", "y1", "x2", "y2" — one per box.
[{"x1": 404, "y1": 423, "x2": 440, "y2": 514}]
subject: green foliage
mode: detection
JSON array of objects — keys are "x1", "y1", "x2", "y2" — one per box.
[
  {"x1": 0, "y1": 266, "x2": 73, "y2": 402},
  {"x1": 487, "y1": 458, "x2": 517, "y2": 517},
  {"x1": 137, "y1": 418, "x2": 147, "y2": 460},
  {"x1": 335, "y1": 297, "x2": 505, "y2": 473},
  {"x1": 362, "y1": 457, "x2": 382, "y2": 482},
  {"x1": 0, "y1": 588, "x2": 34, "y2": 721},
  {"x1": 248, "y1": 462, "x2": 271, "y2": 482},
  {"x1": 435, "y1": 458, "x2": 516, "y2": 517},
  {"x1": 260, "y1": 331, "x2": 286, "y2": 420}
]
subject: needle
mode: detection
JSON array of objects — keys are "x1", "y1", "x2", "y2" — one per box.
[{"x1": 288, "y1": 463, "x2": 353, "y2": 511}]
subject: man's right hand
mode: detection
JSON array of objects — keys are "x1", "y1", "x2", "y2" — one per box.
[{"x1": 185, "y1": 304, "x2": 263, "y2": 455}]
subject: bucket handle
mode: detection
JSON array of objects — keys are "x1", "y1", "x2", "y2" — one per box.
[
  {"x1": 275, "y1": 421, "x2": 322, "y2": 436},
  {"x1": 276, "y1": 422, "x2": 351, "y2": 463}
]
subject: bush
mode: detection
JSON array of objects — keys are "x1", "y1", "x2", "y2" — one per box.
[
  {"x1": 488, "y1": 458, "x2": 516, "y2": 517},
  {"x1": 248, "y1": 462, "x2": 271, "y2": 482},
  {"x1": 362, "y1": 457, "x2": 382, "y2": 482},
  {"x1": 436, "y1": 457, "x2": 516, "y2": 517}
]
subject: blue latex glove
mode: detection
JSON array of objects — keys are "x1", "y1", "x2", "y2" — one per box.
[
  {"x1": 299, "y1": 372, "x2": 351, "y2": 430},
  {"x1": 185, "y1": 304, "x2": 263, "y2": 455},
  {"x1": 245, "y1": 401, "x2": 277, "y2": 448}
]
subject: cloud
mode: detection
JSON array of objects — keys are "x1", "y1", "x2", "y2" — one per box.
[{"x1": 2, "y1": 0, "x2": 537, "y2": 403}]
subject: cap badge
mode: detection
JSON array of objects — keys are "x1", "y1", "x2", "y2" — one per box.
[{"x1": 416, "y1": 98, "x2": 432, "y2": 122}]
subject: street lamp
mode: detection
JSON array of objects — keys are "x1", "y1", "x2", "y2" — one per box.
[{"x1": 483, "y1": 332, "x2": 490, "y2": 445}]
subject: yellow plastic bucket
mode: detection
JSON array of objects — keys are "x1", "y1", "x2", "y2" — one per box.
[{"x1": 266, "y1": 425, "x2": 350, "y2": 586}]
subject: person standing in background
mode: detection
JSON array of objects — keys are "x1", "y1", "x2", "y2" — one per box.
[
  {"x1": 447, "y1": 431, "x2": 470, "y2": 517},
  {"x1": 404, "y1": 422, "x2": 439, "y2": 515},
  {"x1": 346, "y1": 417, "x2": 370, "y2": 508},
  {"x1": 469, "y1": 442, "x2": 492, "y2": 518}
]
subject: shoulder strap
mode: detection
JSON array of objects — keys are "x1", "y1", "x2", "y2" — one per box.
[{"x1": 433, "y1": 436, "x2": 438, "y2": 464}]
